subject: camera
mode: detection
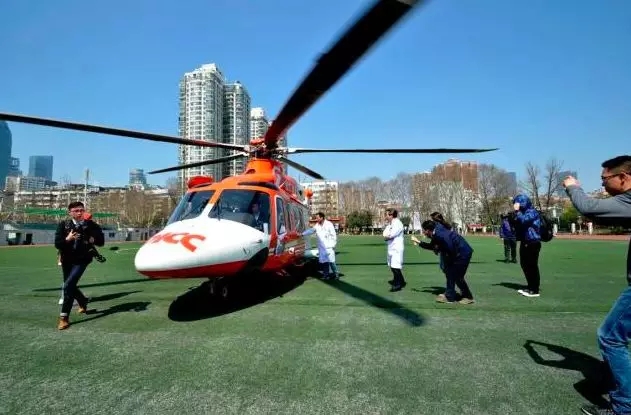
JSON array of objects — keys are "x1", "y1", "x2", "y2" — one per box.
[{"x1": 73, "y1": 221, "x2": 106, "y2": 263}]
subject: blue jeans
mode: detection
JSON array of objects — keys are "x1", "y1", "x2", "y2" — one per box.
[
  {"x1": 598, "y1": 286, "x2": 631, "y2": 414},
  {"x1": 60, "y1": 263, "x2": 89, "y2": 315}
]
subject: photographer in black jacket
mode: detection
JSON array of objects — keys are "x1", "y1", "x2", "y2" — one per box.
[{"x1": 54, "y1": 201, "x2": 105, "y2": 330}]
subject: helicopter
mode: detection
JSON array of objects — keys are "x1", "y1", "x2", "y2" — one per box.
[{"x1": 0, "y1": 0, "x2": 498, "y2": 299}]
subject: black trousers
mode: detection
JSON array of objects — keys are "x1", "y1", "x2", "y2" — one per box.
[
  {"x1": 390, "y1": 268, "x2": 405, "y2": 286},
  {"x1": 444, "y1": 256, "x2": 473, "y2": 301},
  {"x1": 519, "y1": 241, "x2": 541, "y2": 293},
  {"x1": 503, "y1": 239, "x2": 517, "y2": 261}
]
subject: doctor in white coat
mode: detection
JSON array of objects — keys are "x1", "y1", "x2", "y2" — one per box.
[
  {"x1": 302, "y1": 211, "x2": 339, "y2": 280},
  {"x1": 383, "y1": 208, "x2": 407, "y2": 291}
]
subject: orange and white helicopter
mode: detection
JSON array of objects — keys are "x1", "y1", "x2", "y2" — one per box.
[{"x1": 1, "y1": 0, "x2": 497, "y2": 298}]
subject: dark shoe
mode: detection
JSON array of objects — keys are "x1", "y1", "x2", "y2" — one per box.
[
  {"x1": 390, "y1": 283, "x2": 405, "y2": 292},
  {"x1": 581, "y1": 404, "x2": 617, "y2": 415},
  {"x1": 388, "y1": 279, "x2": 395, "y2": 285}
]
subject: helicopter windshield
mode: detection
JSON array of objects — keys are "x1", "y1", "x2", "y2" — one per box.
[
  {"x1": 167, "y1": 190, "x2": 215, "y2": 225},
  {"x1": 209, "y1": 189, "x2": 271, "y2": 233}
]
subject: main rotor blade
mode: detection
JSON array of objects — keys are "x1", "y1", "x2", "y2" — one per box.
[
  {"x1": 148, "y1": 152, "x2": 248, "y2": 174},
  {"x1": 276, "y1": 156, "x2": 326, "y2": 181},
  {"x1": 264, "y1": 0, "x2": 423, "y2": 149},
  {"x1": 0, "y1": 112, "x2": 247, "y2": 151},
  {"x1": 285, "y1": 147, "x2": 499, "y2": 154}
]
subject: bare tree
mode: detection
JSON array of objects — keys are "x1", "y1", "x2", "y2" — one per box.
[
  {"x1": 449, "y1": 181, "x2": 480, "y2": 232},
  {"x1": 521, "y1": 162, "x2": 542, "y2": 209},
  {"x1": 477, "y1": 163, "x2": 514, "y2": 225},
  {"x1": 411, "y1": 172, "x2": 434, "y2": 222},
  {"x1": 166, "y1": 176, "x2": 183, "y2": 206},
  {"x1": 385, "y1": 173, "x2": 413, "y2": 207},
  {"x1": 0, "y1": 191, "x2": 15, "y2": 222},
  {"x1": 426, "y1": 181, "x2": 459, "y2": 225},
  {"x1": 123, "y1": 190, "x2": 158, "y2": 227},
  {"x1": 542, "y1": 157, "x2": 564, "y2": 209}
]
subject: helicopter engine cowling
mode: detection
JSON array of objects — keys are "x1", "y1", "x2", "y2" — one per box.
[{"x1": 134, "y1": 218, "x2": 271, "y2": 279}]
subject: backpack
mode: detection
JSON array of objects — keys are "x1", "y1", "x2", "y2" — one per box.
[{"x1": 537, "y1": 210, "x2": 554, "y2": 242}]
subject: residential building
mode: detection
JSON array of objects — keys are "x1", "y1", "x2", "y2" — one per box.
[
  {"x1": 223, "y1": 82, "x2": 251, "y2": 177},
  {"x1": 178, "y1": 63, "x2": 226, "y2": 188},
  {"x1": 431, "y1": 158, "x2": 479, "y2": 192},
  {"x1": 299, "y1": 180, "x2": 339, "y2": 218}
]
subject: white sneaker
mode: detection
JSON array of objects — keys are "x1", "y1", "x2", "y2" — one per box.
[{"x1": 517, "y1": 289, "x2": 540, "y2": 297}]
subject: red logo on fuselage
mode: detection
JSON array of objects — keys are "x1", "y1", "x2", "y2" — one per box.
[{"x1": 148, "y1": 232, "x2": 206, "y2": 252}]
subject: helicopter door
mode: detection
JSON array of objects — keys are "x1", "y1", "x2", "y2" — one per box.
[{"x1": 274, "y1": 196, "x2": 288, "y2": 255}]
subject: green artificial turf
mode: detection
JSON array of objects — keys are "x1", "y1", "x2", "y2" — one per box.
[{"x1": 0, "y1": 235, "x2": 628, "y2": 414}]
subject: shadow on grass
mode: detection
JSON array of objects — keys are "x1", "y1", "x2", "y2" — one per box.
[
  {"x1": 413, "y1": 286, "x2": 445, "y2": 296},
  {"x1": 524, "y1": 340, "x2": 613, "y2": 407},
  {"x1": 492, "y1": 282, "x2": 526, "y2": 291},
  {"x1": 71, "y1": 301, "x2": 151, "y2": 326},
  {"x1": 167, "y1": 270, "x2": 307, "y2": 322},
  {"x1": 88, "y1": 290, "x2": 142, "y2": 302},
  {"x1": 33, "y1": 278, "x2": 155, "y2": 292},
  {"x1": 316, "y1": 278, "x2": 425, "y2": 327},
  {"x1": 339, "y1": 261, "x2": 485, "y2": 266}
]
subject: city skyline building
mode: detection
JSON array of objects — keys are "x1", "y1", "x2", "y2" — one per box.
[
  {"x1": 0, "y1": 121, "x2": 11, "y2": 191},
  {"x1": 28, "y1": 155, "x2": 53, "y2": 181},
  {"x1": 129, "y1": 168, "x2": 148, "y2": 188},
  {"x1": 8, "y1": 157, "x2": 20, "y2": 177}
]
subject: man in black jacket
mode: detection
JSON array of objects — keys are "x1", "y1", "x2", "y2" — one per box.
[
  {"x1": 563, "y1": 156, "x2": 631, "y2": 415},
  {"x1": 54, "y1": 201, "x2": 105, "y2": 330}
]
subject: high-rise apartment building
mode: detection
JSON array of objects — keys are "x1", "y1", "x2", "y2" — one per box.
[
  {"x1": 0, "y1": 121, "x2": 11, "y2": 190},
  {"x1": 223, "y1": 82, "x2": 251, "y2": 177},
  {"x1": 431, "y1": 158, "x2": 479, "y2": 192},
  {"x1": 178, "y1": 63, "x2": 226, "y2": 188},
  {"x1": 28, "y1": 155, "x2": 54, "y2": 181},
  {"x1": 250, "y1": 107, "x2": 269, "y2": 139},
  {"x1": 249, "y1": 108, "x2": 290, "y2": 173}
]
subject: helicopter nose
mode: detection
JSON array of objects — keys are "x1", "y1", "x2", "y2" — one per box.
[{"x1": 134, "y1": 219, "x2": 269, "y2": 279}]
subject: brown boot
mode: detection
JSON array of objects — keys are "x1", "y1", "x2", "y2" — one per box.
[{"x1": 57, "y1": 316, "x2": 69, "y2": 330}]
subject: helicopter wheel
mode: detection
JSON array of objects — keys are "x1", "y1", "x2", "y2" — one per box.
[
  {"x1": 208, "y1": 278, "x2": 230, "y2": 300},
  {"x1": 219, "y1": 284, "x2": 229, "y2": 300}
]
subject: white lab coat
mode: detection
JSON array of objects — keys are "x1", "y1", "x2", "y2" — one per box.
[
  {"x1": 383, "y1": 217, "x2": 404, "y2": 269},
  {"x1": 304, "y1": 220, "x2": 337, "y2": 263}
]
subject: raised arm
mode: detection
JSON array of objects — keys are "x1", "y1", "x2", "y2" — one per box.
[{"x1": 566, "y1": 185, "x2": 631, "y2": 220}]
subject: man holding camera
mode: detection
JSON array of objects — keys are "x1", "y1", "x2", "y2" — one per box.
[{"x1": 54, "y1": 201, "x2": 105, "y2": 330}]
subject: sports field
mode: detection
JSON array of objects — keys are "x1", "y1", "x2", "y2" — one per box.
[{"x1": 0, "y1": 235, "x2": 628, "y2": 414}]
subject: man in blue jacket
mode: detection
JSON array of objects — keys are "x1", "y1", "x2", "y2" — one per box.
[
  {"x1": 413, "y1": 219, "x2": 475, "y2": 304},
  {"x1": 499, "y1": 213, "x2": 517, "y2": 263},
  {"x1": 510, "y1": 194, "x2": 542, "y2": 298},
  {"x1": 563, "y1": 155, "x2": 631, "y2": 415}
]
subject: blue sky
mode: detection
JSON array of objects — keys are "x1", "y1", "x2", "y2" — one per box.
[{"x1": 1, "y1": 0, "x2": 630, "y2": 192}]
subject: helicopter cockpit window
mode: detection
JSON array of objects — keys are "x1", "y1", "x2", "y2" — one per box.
[
  {"x1": 209, "y1": 189, "x2": 271, "y2": 233},
  {"x1": 167, "y1": 190, "x2": 215, "y2": 225}
]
